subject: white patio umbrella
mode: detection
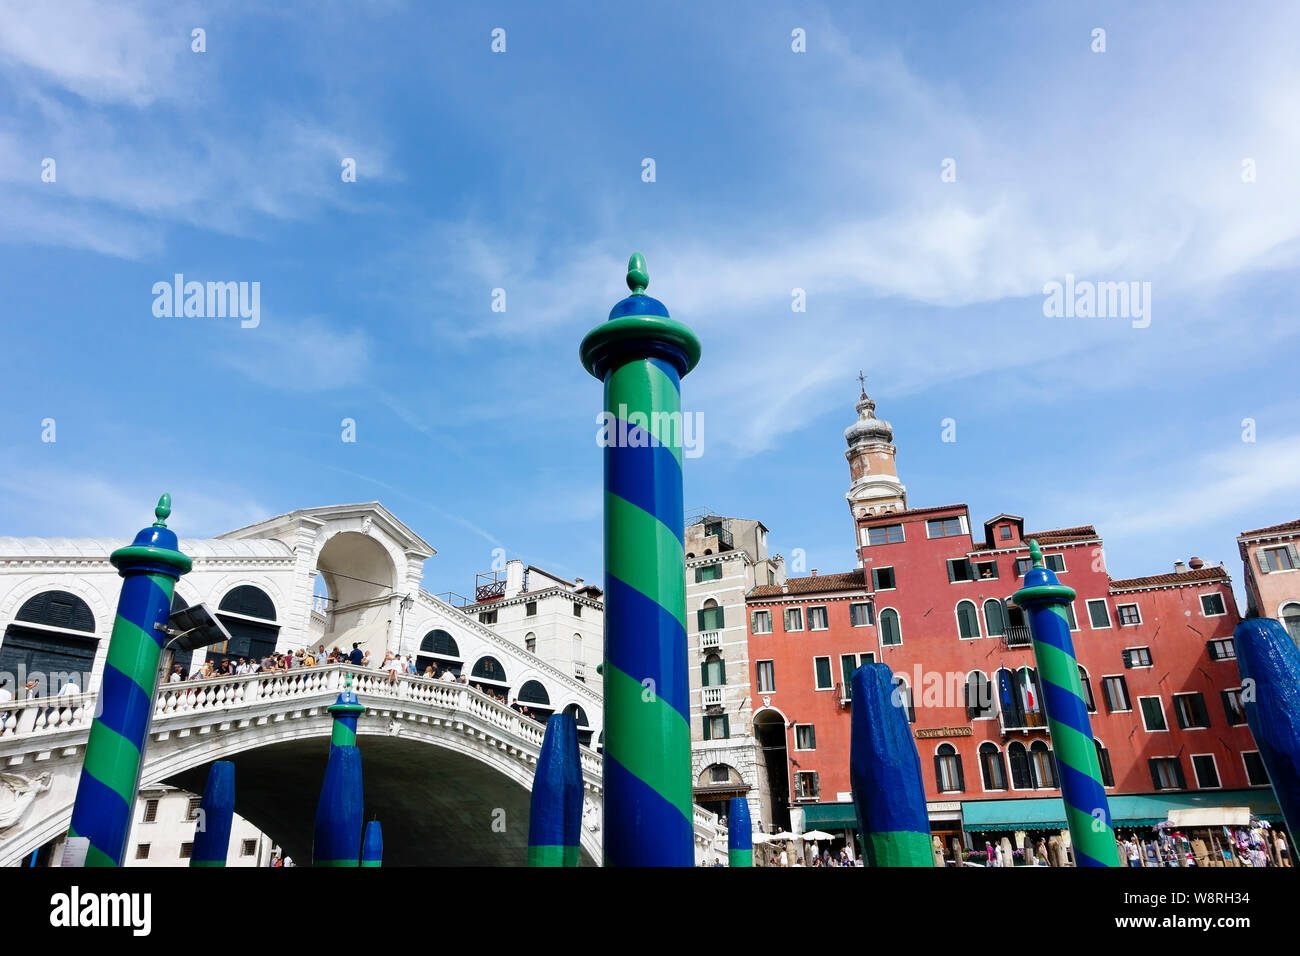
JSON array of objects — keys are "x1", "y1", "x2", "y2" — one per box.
[
  {"x1": 801, "y1": 830, "x2": 836, "y2": 841},
  {"x1": 770, "y1": 830, "x2": 796, "y2": 841}
]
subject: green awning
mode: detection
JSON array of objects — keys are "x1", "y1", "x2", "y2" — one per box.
[
  {"x1": 962, "y1": 789, "x2": 1282, "y2": 832},
  {"x1": 800, "y1": 803, "x2": 859, "y2": 829}
]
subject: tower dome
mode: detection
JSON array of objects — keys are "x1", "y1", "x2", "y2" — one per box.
[
  {"x1": 844, "y1": 388, "x2": 894, "y2": 447},
  {"x1": 843, "y1": 373, "x2": 906, "y2": 517}
]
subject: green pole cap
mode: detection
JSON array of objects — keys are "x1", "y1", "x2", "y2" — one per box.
[
  {"x1": 1028, "y1": 538, "x2": 1044, "y2": 569},
  {"x1": 154, "y1": 493, "x2": 172, "y2": 528},
  {"x1": 626, "y1": 253, "x2": 649, "y2": 295}
]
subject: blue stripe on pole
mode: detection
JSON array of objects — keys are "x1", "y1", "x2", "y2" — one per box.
[
  {"x1": 849, "y1": 664, "x2": 931, "y2": 836},
  {"x1": 602, "y1": 575, "x2": 690, "y2": 722},
  {"x1": 68, "y1": 771, "x2": 131, "y2": 859},
  {"x1": 114, "y1": 576, "x2": 169, "y2": 648},
  {"x1": 529, "y1": 714, "x2": 583, "y2": 852},
  {"x1": 605, "y1": 424, "x2": 684, "y2": 544},
  {"x1": 96, "y1": 664, "x2": 155, "y2": 744},
  {"x1": 603, "y1": 754, "x2": 694, "y2": 866},
  {"x1": 1039, "y1": 677, "x2": 1094, "y2": 742},
  {"x1": 1074, "y1": 848, "x2": 1111, "y2": 868},
  {"x1": 191, "y1": 761, "x2": 235, "y2": 865},
  {"x1": 1025, "y1": 609, "x2": 1074, "y2": 657},
  {"x1": 728, "y1": 797, "x2": 752, "y2": 851},
  {"x1": 1057, "y1": 762, "x2": 1112, "y2": 828},
  {"x1": 646, "y1": 356, "x2": 683, "y2": 394}
]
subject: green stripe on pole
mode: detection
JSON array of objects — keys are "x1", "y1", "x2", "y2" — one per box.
[
  {"x1": 604, "y1": 492, "x2": 686, "y2": 629},
  {"x1": 526, "y1": 845, "x2": 579, "y2": 867},
  {"x1": 865, "y1": 830, "x2": 934, "y2": 867},
  {"x1": 81, "y1": 724, "x2": 142, "y2": 806},
  {"x1": 605, "y1": 360, "x2": 684, "y2": 466},
  {"x1": 729, "y1": 849, "x2": 752, "y2": 868},
  {"x1": 602, "y1": 664, "x2": 694, "y2": 822}
]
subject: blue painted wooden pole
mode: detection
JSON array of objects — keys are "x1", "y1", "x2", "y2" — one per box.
[
  {"x1": 190, "y1": 761, "x2": 235, "y2": 867},
  {"x1": 527, "y1": 713, "x2": 583, "y2": 866},
  {"x1": 1234, "y1": 617, "x2": 1300, "y2": 835},
  {"x1": 313, "y1": 674, "x2": 365, "y2": 866},
  {"x1": 360, "y1": 821, "x2": 383, "y2": 867},
  {"x1": 728, "y1": 797, "x2": 753, "y2": 867}
]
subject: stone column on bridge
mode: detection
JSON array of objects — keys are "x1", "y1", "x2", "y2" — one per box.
[
  {"x1": 580, "y1": 254, "x2": 701, "y2": 866},
  {"x1": 68, "y1": 494, "x2": 192, "y2": 867},
  {"x1": 313, "y1": 673, "x2": 365, "y2": 866}
]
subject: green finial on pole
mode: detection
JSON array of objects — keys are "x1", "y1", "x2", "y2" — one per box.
[
  {"x1": 1027, "y1": 538, "x2": 1044, "y2": 569},
  {"x1": 154, "y1": 493, "x2": 172, "y2": 528},
  {"x1": 626, "y1": 253, "x2": 649, "y2": 295}
]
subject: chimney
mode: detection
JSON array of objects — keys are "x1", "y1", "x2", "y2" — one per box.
[
  {"x1": 810, "y1": 569, "x2": 818, "y2": 577},
  {"x1": 573, "y1": 577, "x2": 584, "y2": 590},
  {"x1": 1173, "y1": 560, "x2": 1188, "y2": 574},
  {"x1": 1189, "y1": 557, "x2": 1204, "y2": 570}
]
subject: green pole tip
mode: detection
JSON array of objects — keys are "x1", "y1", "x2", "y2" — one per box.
[
  {"x1": 1028, "y1": 538, "x2": 1044, "y2": 569},
  {"x1": 154, "y1": 493, "x2": 172, "y2": 527},
  {"x1": 626, "y1": 253, "x2": 649, "y2": 295}
]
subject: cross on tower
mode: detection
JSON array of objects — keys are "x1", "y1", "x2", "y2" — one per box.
[{"x1": 857, "y1": 370, "x2": 867, "y2": 394}]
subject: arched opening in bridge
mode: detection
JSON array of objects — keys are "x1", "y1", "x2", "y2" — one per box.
[
  {"x1": 416, "y1": 629, "x2": 462, "y2": 676},
  {"x1": 315, "y1": 531, "x2": 398, "y2": 664},
  {"x1": 515, "y1": 680, "x2": 552, "y2": 720},
  {"x1": 753, "y1": 708, "x2": 791, "y2": 832},
  {"x1": 470, "y1": 656, "x2": 509, "y2": 697},
  {"x1": 212, "y1": 585, "x2": 280, "y2": 670},
  {"x1": 0, "y1": 590, "x2": 96, "y2": 697},
  {"x1": 563, "y1": 703, "x2": 594, "y2": 747}
]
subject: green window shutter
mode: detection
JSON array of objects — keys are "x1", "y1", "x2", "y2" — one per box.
[
  {"x1": 696, "y1": 608, "x2": 705, "y2": 631},
  {"x1": 721, "y1": 715, "x2": 730, "y2": 738},
  {"x1": 1258, "y1": 550, "x2": 1272, "y2": 573},
  {"x1": 716, "y1": 606, "x2": 725, "y2": 629},
  {"x1": 703, "y1": 718, "x2": 712, "y2": 741},
  {"x1": 947, "y1": 560, "x2": 957, "y2": 583}
]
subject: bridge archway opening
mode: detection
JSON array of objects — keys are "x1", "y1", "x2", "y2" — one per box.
[
  {"x1": 315, "y1": 532, "x2": 397, "y2": 662},
  {"x1": 0, "y1": 590, "x2": 97, "y2": 697},
  {"x1": 415, "y1": 629, "x2": 462, "y2": 677},
  {"x1": 516, "y1": 680, "x2": 552, "y2": 719}
]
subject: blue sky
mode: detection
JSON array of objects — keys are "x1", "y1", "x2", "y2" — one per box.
[{"x1": 1, "y1": 1, "x2": 1298, "y2": 607}]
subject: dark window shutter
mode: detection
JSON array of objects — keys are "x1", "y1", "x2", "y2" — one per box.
[
  {"x1": 702, "y1": 718, "x2": 712, "y2": 741},
  {"x1": 1174, "y1": 759, "x2": 1187, "y2": 790},
  {"x1": 1149, "y1": 758, "x2": 1162, "y2": 790},
  {"x1": 716, "y1": 606, "x2": 725, "y2": 629},
  {"x1": 955, "y1": 754, "x2": 966, "y2": 791},
  {"x1": 934, "y1": 754, "x2": 944, "y2": 788},
  {"x1": 722, "y1": 715, "x2": 730, "y2": 738},
  {"x1": 1194, "y1": 694, "x2": 1210, "y2": 728},
  {"x1": 947, "y1": 560, "x2": 957, "y2": 583},
  {"x1": 1258, "y1": 551, "x2": 1272, "y2": 574}
]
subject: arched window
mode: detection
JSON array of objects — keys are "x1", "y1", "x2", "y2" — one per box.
[
  {"x1": 965, "y1": 671, "x2": 994, "y2": 719},
  {"x1": 1094, "y1": 738, "x2": 1115, "y2": 788},
  {"x1": 471, "y1": 656, "x2": 507, "y2": 683},
  {"x1": 524, "y1": 632, "x2": 536, "y2": 653},
  {"x1": 879, "y1": 608, "x2": 901, "y2": 646},
  {"x1": 417, "y1": 629, "x2": 462, "y2": 676},
  {"x1": 1079, "y1": 664, "x2": 1096, "y2": 713},
  {"x1": 956, "y1": 600, "x2": 981, "y2": 640},
  {"x1": 1029, "y1": 740, "x2": 1057, "y2": 789},
  {"x1": 983, "y1": 599, "x2": 1006, "y2": 637},
  {"x1": 215, "y1": 585, "x2": 279, "y2": 664},
  {"x1": 979, "y1": 742, "x2": 1007, "y2": 791},
  {"x1": 934, "y1": 743, "x2": 964, "y2": 793},
  {"x1": 1282, "y1": 602, "x2": 1300, "y2": 645},
  {"x1": 698, "y1": 598, "x2": 724, "y2": 631},
  {"x1": 517, "y1": 680, "x2": 550, "y2": 706},
  {"x1": 1007, "y1": 742, "x2": 1033, "y2": 789},
  {"x1": 564, "y1": 703, "x2": 594, "y2": 747},
  {"x1": 572, "y1": 633, "x2": 582, "y2": 662},
  {"x1": 1, "y1": 590, "x2": 97, "y2": 693},
  {"x1": 891, "y1": 674, "x2": 915, "y2": 723},
  {"x1": 702, "y1": 652, "x2": 726, "y2": 687}
]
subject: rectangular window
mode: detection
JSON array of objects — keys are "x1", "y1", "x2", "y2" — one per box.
[
  {"x1": 1102, "y1": 675, "x2": 1131, "y2": 712},
  {"x1": 1221, "y1": 687, "x2": 1246, "y2": 726},
  {"x1": 1096, "y1": 743, "x2": 1115, "y2": 787},
  {"x1": 1173, "y1": 692, "x2": 1210, "y2": 730},
  {"x1": 1045, "y1": 554, "x2": 1066, "y2": 572},
  {"x1": 807, "y1": 606, "x2": 829, "y2": 630},
  {"x1": 1139, "y1": 696, "x2": 1168, "y2": 732},
  {"x1": 813, "y1": 657, "x2": 833, "y2": 690},
  {"x1": 751, "y1": 610, "x2": 772, "y2": 634},
  {"x1": 794, "y1": 724, "x2": 817, "y2": 750},
  {"x1": 1207, "y1": 638, "x2": 1236, "y2": 661},
  {"x1": 1191, "y1": 754, "x2": 1221, "y2": 789},
  {"x1": 180, "y1": 842, "x2": 194, "y2": 859},
  {"x1": 135, "y1": 844, "x2": 150, "y2": 860},
  {"x1": 702, "y1": 715, "x2": 731, "y2": 740},
  {"x1": 784, "y1": 608, "x2": 803, "y2": 632},
  {"x1": 947, "y1": 558, "x2": 974, "y2": 582},
  {"x1": 756, "y1": 660, "x2": 775, "y2": 693},
  {"x1": 1117, "y1": 603, "x2": 1141, "y2": 626},
  {"x1": 1087, "y1": 599, "x2": 1111, "y2": 629},
  {"x1": 143, "y1": 799, "x2": 159, "y2": 823},
  {"x1": 1062, "y1": 602, "x2": 1078, "y2": 630},
  {"x1": 867, "y1": 524, "x2": 905, "y2": 546},
  {"x1": 1014, "y1": 557, "x2": 1035, "y2": 577},
  {"x1": 1149, "y1": 757, "x2": 1186, "y2": 791},
  {"x1": 525, "y1": 601, "x2": 537, "y2": 617},
  {"x1": 926, "y1": 517, "x2": 965, "y2": 538},
  {"x1": 698, "y1": 604, "x2": 724, "y2": 631},
  {"x1": 695, "y1": 563, "x2": 722, "y2": 583},
  {"x1": 1123, "y1": 646, "x2": 1152, "y2": 668},
  {"x1": 871, "y1": 566, "x2": 896, "y2": 590},
  {"x1": 241, "y1": 839, "x2": 257, "y2": 856},
  {"x1": 794, "y1": 771, "x2": 820, "y2": 800},
  {"x1": 768, "y1": 569, "x2": 775, "y2": 586},
  {"x1": 573, "y1": 603, "x2": 582, "y2": 617},
  {"x1": 1243, "y1": 751, "x2": 1270, "y2": 787},
  {"x1": 1200, "y1": 593, "x2": 1226, "y2": 616},
  {"x1": 1262, "y1": 546, "x2": 1296, "y2": 572},
  {"x1": 973, "y1": 560, "x2": 999, "y2": 580},
  {"x1": 187, "y1": 796, "x2": 202, "y2": 821},
  {"x1": 999, "y1": 525, "x2": 1012, "y2": 540},
  {"x1": 849, "y1": 602, "x2": 874, "y2": 626},
  {"x1": 479, "y1": 610, "x2": 498, "y2": 625},
  {"x1": 840, "y1": 654, "x2": 863, "y2": 698}
]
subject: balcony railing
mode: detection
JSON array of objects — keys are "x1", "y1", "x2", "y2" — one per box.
[
  {"x1": 1001, "y1": 626, "x2": 1033, "y2": 649},
  {"x1": 700, "y1": 630, "x2": 721, "y2": 650},
  {"x1": 702, "y1": 686, "x2": 724, "y2": 707},
  {"x1": 998, "y1": 710, "x2": 1049, "y2": 735}
]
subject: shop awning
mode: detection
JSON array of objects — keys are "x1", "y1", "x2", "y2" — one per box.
[
  {"x1": 800, "y1": 803, "x2": 859, "y2": 830},
  {"x1": 962, "y1": 789, "x2": 1282, "y2": 832}
]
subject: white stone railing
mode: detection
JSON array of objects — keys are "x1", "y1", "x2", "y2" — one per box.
[
  {"x1": 702, "y1": 686, "x2": 724, "y2": 707},
  {"x1": 699, "y1": 630, "x2": 721, "y2": 650},
  {"x1": 0, "y1": 665, "x2": 602, "y2": 777}
]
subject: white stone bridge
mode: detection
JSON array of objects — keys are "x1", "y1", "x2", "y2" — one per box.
[{"x1": 0, "y1": 664, "x2": 728, "y2": 866}]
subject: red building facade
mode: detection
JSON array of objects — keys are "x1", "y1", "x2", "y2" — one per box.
[{"x1": 743, "y1": 387, "x2": 1277, "y2": 847}]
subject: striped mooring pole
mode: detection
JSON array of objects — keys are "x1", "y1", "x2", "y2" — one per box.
[
  {"x1": 68, "y1": 494, "x2": 192, "y2": 867},
  {"x1": 360, "y1": 820, "x2": 383, "y2": 867},
  {"x1": 580, "y1": 253, "x2": 702, "y2": 866},
  {"x1": 527, "y1": 712, "x2": 583, "y2": 866},
  {"x1": 848, "y1": 663, "x2": 935, "y2": 866},
  {"x1": 727, "y1": 797, "x2": 753, "y2": 867},
  {"x1": 312, "y1": 674, "x2": 365, "y2": 866},
  {"x1": 190, "y1": 761, "x2": 236, "y2": 867},
  {"x1": 1233, "y1": 617, "x2": 1300, "y2": 836},
  {"x1": 1013, "y1": 539, "x2": 1118, "y2": 867}
]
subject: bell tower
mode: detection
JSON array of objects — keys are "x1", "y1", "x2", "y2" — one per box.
[{"x1": 844, "y1": 372, "x2": 907, "y2": 519}]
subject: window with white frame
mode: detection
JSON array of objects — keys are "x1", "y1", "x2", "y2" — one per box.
[
  {"x1": 1221, "y1": 687, "x2": 1246, "y2": 725},
  {"x1": 1086, "y1": 599, "x2": 1111, "y2": 629},
  {"x1": 751, "y1": 610, "x2": 772, "y2": 634},
  {"x1": 1207, "y1": 638, "x2": 1236, "y2": 661},
  {"x1": 807, "y1": 605, "x2": 829, "y2": 630},
  {"x1": 784, "y1": 607, "x2": 803, "y2": 632},
  {"x1": 1149, "y1": 756, "x2": 1186, "y2": 791},
  {"x1": 794, "y1": 771, "x2": 820, "y2": 800},
  {"x1": 1243, "y1": 751, "x2": 1270, "y2": 787},
  {"x1": 1199, "y1": 593, "x2": 1226, "y2": 616},
  {"x1": 1102, "y1": 674, "x2": 1131, "y2": 712},
  {"x1": 1123, "y1": 646, "x2": 1152, "y2": 668},
  {"x1": 1117, "y1": 603, "x2": 1141, "y2": 626},
  {"x1": 934, "y1": 743, "x2": 964, "y2": 792},
  {"x1": 849, "y1": 601, "x2": 874, "y2": 626},
  {"x1": 794, "y1": 724, "x2": 817, "y2": 750},
  {"x1": 1138, "y1": 696, "x2": 1168, "y2": 732},
  {"x1": 1191, "y1": 754, "x2": 1221, "y2": 789},
  {"x1": 879, "y1": 608, "x2": 901, "y2": 646},
  {"x1": 1062, "y1": 602, "x2": 1078, "y2": 630},
  {"x1": 926, "y1": 516, "x2": 965, "y2": 538},
  {"x1": 871, "y1": 566, "x2": 896, "y2": 590},
  {"x1": 866, "y1": 524, "x2": 905, "y2": 546},
  {"x1": 756, "y1": 660, "x2": 775, "y2": 693},
  {"x1": 813, "y1": 656, "x2": 833, "y2": 690},
  {"x1": 956, "y1": 600, "x2": 981, "y2": 639},
  {"x1": 1260, "y1": 545, "x2": 1297, "y2": 572},
  {"x1": 1173, "y1": 692, "x2": 1210, "y2": 730}
]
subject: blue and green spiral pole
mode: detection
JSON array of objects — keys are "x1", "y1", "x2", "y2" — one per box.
[
  {"x1": 728, "y1": 797, "x2": 753, "y2": 867},
  {"x1": 849, "y1": 663, "x2": 934, "y2": 866},
  {"x1": 360, "y1": 820, "x2": 383, "y2": 867},
  {"x1": 1013, "y1": 539, "x2": 1118, "y2": 867},
  {"x1": 312, "y1": 674, "x2": 365, "y2": 866},
  {"x1": 527, "y1": 712, "x2": 583, "y2": 866},
  {"x1": 580, "y1": 253, "x2": 701, "y2": 866},
  {"x1": 68, "y1": 494, "x2": 192, "y2": 867},
  {"x1": 1233, "y1": 617, "x2": 1300, "y2": 836},
  {"x1": 190, "y1": 761, "x2": 235, "y2": 867}
]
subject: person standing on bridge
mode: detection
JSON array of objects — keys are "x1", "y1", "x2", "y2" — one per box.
[{"x1": 349, "y1": 643, "x2": 363, "y2": 666}]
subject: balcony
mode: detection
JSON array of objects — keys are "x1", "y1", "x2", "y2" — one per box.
[
  {"x1": 702, "y1": 686, "x2": 724, "y2": 708},
  {"x1": 699, "y1": 630, "x2": 721, "y2": 650},
  {"x1": 574, "y1": 661, "x2": 585, "y2": 680},
  {"x1": 1001, "y1": 626, "x2": 1033, "y2": 649},
  {"x1": 999, "y1": 711, "x2": 1049, "y2": 735}
]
